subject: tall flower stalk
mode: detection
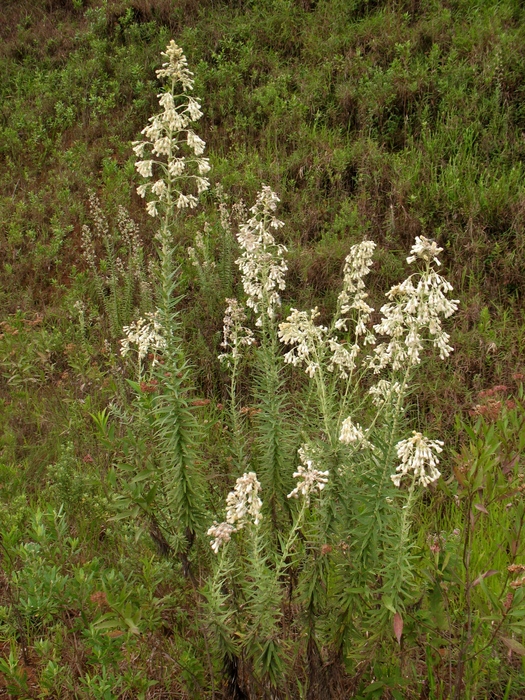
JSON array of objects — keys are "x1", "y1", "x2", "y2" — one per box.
[
  {"x1": 218, "y1": 299, "x2": 254, "y2": 467},
  {"x1": 360, "y1": 236, "x2": 457, "y2": 559},
  {"x1": 279, "y1": 240, "x2": 377, "y2": 445},
  {"x1": 218, "y1": 187, "x2": 294, "y2": 529},
  {"x1": 235, "y1": 186, "x2": 287, "y2": 335},
  {"x1": 116, "y1": 42, "x2": 211, "y2": 569},
  {"x1": 133, "y1": 40, "x2": 210, "y2": 321},
  {"x1": 204, "y1": 450, "x2": 329, "y2": 686}
]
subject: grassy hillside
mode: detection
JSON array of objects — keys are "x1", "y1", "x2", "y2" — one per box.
[{"x1": 1, "y1": 0, "x2": 525, "y2": 697}]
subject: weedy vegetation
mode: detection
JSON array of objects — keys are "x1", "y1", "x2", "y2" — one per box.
[{"x1": 1, "y1": 0, "x2": 525, "y2": 697}]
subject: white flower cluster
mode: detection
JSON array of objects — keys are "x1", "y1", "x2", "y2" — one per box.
[
  {"x1": 236, "y1": 186, "x2": 287, "y2": 326},
  {"x1": 368, "y1": 379, "x2": 402, "y2": 407},
  {"x1": 208, "y1": 472, "x2": 263, "y2": 554},
  {"x1": 327, "y1": 338, "x2": 360, "y2": 379},
  {"x1": 218, "y1": 298, "x2": 255, "y2": 365},
  {"x1": 339, "y1": 416, "x2": 374, "y2": 449},
  {"x1": 279, "y1": 310, "x2": 363, "y2": 380},
  {"x1": 279, "y1": 236, "x2": 457, "y2": 382},
  {"x1": 368, "y1": 237, "x2": 459, "y2": 372},
  {"x1": 120, "y1": 312, "x2": 166, "y2": 363},
  {"x1": 226, "y1": 472, "x2": 263, "y2": 528},
  {"x1": 279, "y1": 309, "x2": 363, "y2": 380},
  {"x1": 391, "y1": 431, "x2": 443, "y2": 488},
  {"x1": 339, "y1": 417, "x2": 364, "y2": 443},
  {"x1": 133, "y1": 41, "x2": 210, "y2": 218},
  {"x1": 406, "y1": 236, "x2": 443, "y2": 266},
  {"x1": 279, "y1": 242, "x2": 377, "y2": 380},
  {"x1": 155, "y1": 40, "x2": 195, "y2": 87},
  {"x1": 207, "y1": 522, "x2": 235, "y2": 555},
  {"x1": 279, "y1": 308, "x2": 327, "y2": 377},
  {"x1": 287, "y1": 445, "x2": 329, "y2": 503},
  {"x1": 336, "y1": 240, "x2": 376, "y2": 338}
]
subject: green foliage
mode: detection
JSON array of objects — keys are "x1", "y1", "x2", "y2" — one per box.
[
  {"x1": 253, "y1": 363, "x2": 294, "y2": 527},
  {"x1": 0, "y1": 644, "x2": 31, "y2": 697},
  {"x1": 0, "y1": 503, "x2": 194, "y2": 698},
  {"x1": 418, "y1": 390, "x2": 525, "y2": 698},
  {"x1": 47, "y1": 442, "x2": 110, "y2": 521}
]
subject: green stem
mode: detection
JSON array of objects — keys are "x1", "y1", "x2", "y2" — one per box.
[
  {"x1": 390, "y1": 473, "x2": 418, "y2": 603},
  {"x1": 228, "y1": 357, "x2": 245, "y2": 469},
  {"x1": 276, "y1": 497, "x2": 309, "y2": 577},
  {"x1": 358, "y1": 365, "x2": 412, "y2": 562}
]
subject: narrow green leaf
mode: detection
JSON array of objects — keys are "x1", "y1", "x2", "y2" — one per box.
[
  {"x1": 472, "y1": 569, "x2": 499, "y2": 587},
  {"x1": 501, "y1": 637, "x2": 525, "y2": 656}
]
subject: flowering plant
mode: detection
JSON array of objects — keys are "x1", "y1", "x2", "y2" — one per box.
[
  {"x1": 115, "y1": 42, "x2": 211, "y2": 571},
  {"x1": 120, "y1": 312, "x2": 166, "y2": 378},
  {"x1": 207, "y1": 472, "x2": 263, "y2": 553},
  {"x1": 132, "y1": 41, "x2": 210, "y2": 218},
  {"x1": 287, "y1": 444, "x2": 329, "y2": 503},
  {"x1": 369, "y1": 235, "x2": 459, "y2": 371},
  {"x1": 110, "y1": 40, "x2": 468, "y2": 696},
  {"x1": 217, "y1": 299, "x2": 255, "y2": 366},
  {"x1": 235, "y1": 186, "x2": 287, "y2": 328},
  {"x1": 391, "y1": 431, "x2": 444, "y2": 488}
]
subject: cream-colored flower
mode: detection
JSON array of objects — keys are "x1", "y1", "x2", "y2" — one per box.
[
  {"x1": 287, "y1": 445, "x2": 329, "y2": 503},
  {"x1": 136, "y1": 160, "x2": 153, "y2": 178},
  {"x1": 207, "y1": 522, "x2": 235, "y2": 554},
  {"x1": 176, "y1": 193, "x2": 198, "y2": 209},
  {"x1": 236, "y1": 186, "x2": 287, "y2": 326},
  {"x1": 225, "y1": 472, "x2": 263, "y2": 528},
  {"x1": 146, "y1": 201, "x2": 158, "y2": 217},
  {"x1": 155, "y1": 40, "x2": 194, "y2": 90},
  {"x1": 327, "y1": 339, "x2": 359, "y2": 378},
  {"x1": 368, "y1": 237, "x2": 459, "y2": 372},
  {"x1": 168, "y1": 159, "x2": 186, "y2": 177},
  {"x1": 406, "y1": 236, "x2": 443, "y2": 266},
  {"x1": 279, "y1": 308, "x2": 326, "y2": 376},
  {"x1": 337, "y1": 240, "x2": 376, "y2": 317},
  {"x1": 187, "y1": 130, "x2": 206, "y2": 155},
  {"x1": 207, "y1": 472, "x2": 263, "y2": 554},
  {"x1": 207, "y1": 472, "x2": 264, "y2": 554},
  {"x1": 218, "y1": 298, "x2": 255, "y2": 365},
  {"x1": 194, "y1": 177, "x2": 209, "y2": 194},
  {"x1": 120, "y1": 312, "x2": 166, "y2": 363},
  {"x1": 186, "y1": 97, "x2": 203, "y2": 121},
  {"x1": 368, "y1": 379, "x2": 401, "y2": 406},
  {"x1": 197, "y1": 158, "x2": 211, "y2": 175},
  {"x1": 339, "y1": 417, "x2": 373, "y2": 449},
  {"x1": 133, "y1": 42, "x2": 209, "y2": 219},
  {"x1": 391, "y1": 432, "x2": 443, "y2": 488},
  {"x1": 151, "y1": 179, "x2": 167, "y2": 197}
]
